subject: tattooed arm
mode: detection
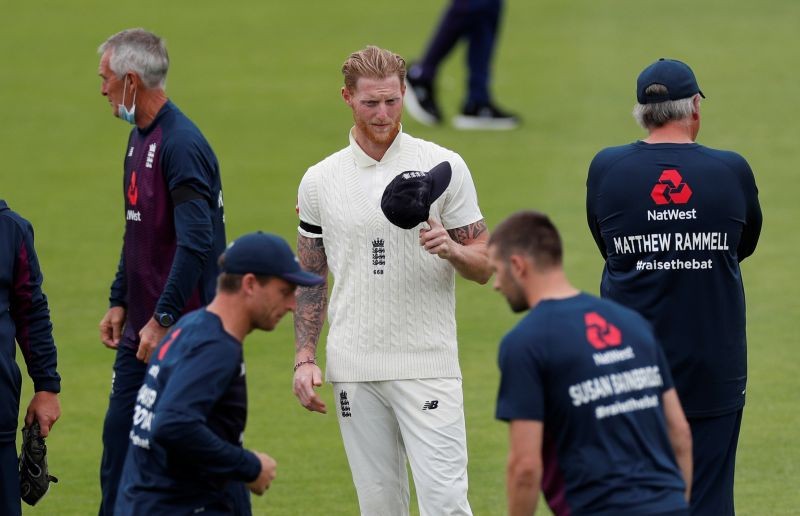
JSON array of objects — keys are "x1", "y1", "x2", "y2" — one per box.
[
  {"x1": 292, "y1": 234, "x2": 329, "y2": 413},
  {"x1": 420, "y1": 218, "x2": 491, "y2": 284}
]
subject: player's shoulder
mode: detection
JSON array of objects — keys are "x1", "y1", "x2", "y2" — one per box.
[
  {"x1": 0, "y1": 201, "x2": 32, "y2": 239},
  {"x1": 590, "y1": 142, "x2": 641, "y2": 169},
  {"x1": 694, "y1": 144, "x2": 750, "y2": 169},
  {"x1": 170, "y1": 310, "x2": 241, "y2": 358},
  {"x1": 504, "y1": 305, "x2": 553, "y2": 348},
  {"x1": 573, "y1": 291, "x2": 641, "y2": 321},
  {"x1": 402, "y1": 132, "x2": 463, "y2": 164},
  {"x1": 304, "y1": 146, "x2": 352, "y2": 178},
  {"x1": 160, "y1": 102, "x2": 211, "y2": 145}
]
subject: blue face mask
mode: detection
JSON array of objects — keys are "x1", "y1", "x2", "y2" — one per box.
[{"x1": 118, "y1": 76, "x2": 137, "y2": 125}]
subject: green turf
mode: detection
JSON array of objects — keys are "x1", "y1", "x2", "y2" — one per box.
[{"x1": 3, "y1": 0, "x2": 798, "y2": 514}]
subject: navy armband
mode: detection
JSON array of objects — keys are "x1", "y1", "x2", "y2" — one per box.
[
  {"x1": 171, "y1": 185, "x2": 204, "y2": 205},
  {"x1": 299, "y1": 221, "x2": 322, "y2": 235}
]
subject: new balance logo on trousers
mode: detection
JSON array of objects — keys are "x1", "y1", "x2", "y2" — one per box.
[{"x1": 422, "y1": 400, "x2": 439, "y2": 410}]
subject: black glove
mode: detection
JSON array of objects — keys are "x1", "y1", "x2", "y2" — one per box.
[{"x1": 18, "y1": 420, "x2": 58, "y2": 506}]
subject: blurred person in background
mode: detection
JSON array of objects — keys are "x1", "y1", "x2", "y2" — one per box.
[{"x1": 405, "y1": 0, "x2": 519, "y2": 129}]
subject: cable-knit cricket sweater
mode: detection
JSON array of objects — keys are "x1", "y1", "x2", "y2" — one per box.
[{"x1": 297, "y1": 128, "x2": 483, "y2": 382}]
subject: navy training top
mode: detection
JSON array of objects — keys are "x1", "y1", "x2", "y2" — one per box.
[
  {"x1": 496, "y1": 293, "x2": 687, "y2": 516},
  {"x1": 110, "y1": 100, "x2": 226, "y2": 348},
  {"x1": 115, "y1": 308, "x2": 260, "y2": 514},
  {"x1": 0, "y1": 200, "x2": 61, "y2": 442},
  {"x1": 586, "y1": 141, "x2": 762, "y2": 416}
]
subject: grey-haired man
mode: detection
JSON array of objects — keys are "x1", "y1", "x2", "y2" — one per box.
[{"x1": 586, "y1": 58, "x2": 762, "y2": 515}]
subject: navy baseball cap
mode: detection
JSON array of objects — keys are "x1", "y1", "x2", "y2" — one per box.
[
  {"x1": 221, "y1": 231, "x2": 324, "y2": 286},
  {"x1": 381, "y1": 161, "x2": 452, "y2": 230},
  {"x1": 637, "y1": 58, "x2": 705, "y2": 104}
]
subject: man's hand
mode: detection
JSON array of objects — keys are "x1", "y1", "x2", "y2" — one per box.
[
  {"x1": 247, "y1": 451, "x2": 277, "y2": 495},
  {"x1": 293, "y1": 362, "x2": 327, "y2": 413},
  {"x1": 420, "y1": 218, "x2": 458, "y2": 260},
  {"x1": 99, "y1": 306, "x2": 127, "y2": 349},
  {"x1": 24, "y1": 391, "x2": 61, "y2": 437},
  {"x1": 137, "y1": 317, "x2": 169, "y2": 363}
]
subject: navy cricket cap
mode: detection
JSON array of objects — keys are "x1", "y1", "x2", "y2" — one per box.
[
  {"x1": 637, "y1": 58, "x2": 705, "y2": 104},
  {"x1": 381, "y1": 161, "x2": 452, "y2": 230},
  {"x1": 221, "y1": 231, "x2": 324, "y2": 286}
]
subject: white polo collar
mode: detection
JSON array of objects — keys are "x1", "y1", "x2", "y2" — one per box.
[{"x1": 349, "y1": 125, "x2": 405, "y2": 168}]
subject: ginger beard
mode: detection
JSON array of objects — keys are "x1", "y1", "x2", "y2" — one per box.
[{"x1": 352, "y1": 105, "x2": 401, "y2": 146}]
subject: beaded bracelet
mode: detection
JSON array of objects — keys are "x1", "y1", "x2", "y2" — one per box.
[{"x1": 293, "y1": 358, "x2": 317, "y2": 372}]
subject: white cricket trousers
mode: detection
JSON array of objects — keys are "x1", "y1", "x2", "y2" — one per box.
[{"x1": 333, "y1": 378, "x2": 473, "y2": 516}]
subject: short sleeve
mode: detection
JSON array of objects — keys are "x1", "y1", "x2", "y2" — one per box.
[
  {"x1": 439, "y1": 154, "x2": 483, "y2": 230},
  {"x1": 297, "y1": 166, "x2": 322, "y2": 238},
  {"x1": 495, "y1": 331, "x2": 545, "y2": 422},
  {"x1": 655, "y1": 343, "x2": 675, "y2": 393},
  {"x1": 586, "y1": 151, "x2": 609, "y2": 258}
]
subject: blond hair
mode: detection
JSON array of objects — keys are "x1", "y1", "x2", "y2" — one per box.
[{"x1": 342, "y1": 45, "x2": 406, "y2": 92}]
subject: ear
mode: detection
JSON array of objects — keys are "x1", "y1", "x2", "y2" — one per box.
[
  {"x1": 342, "y1": 86, "x2": 352, "y2": 106},
  {"x1": 508, "y1": 254, "x2": 528, "y2": 280},
  {"x1": 241, "y1": 273, "x2": 258, "y2": 295},
  {"x1": 124, "y1": 72, "x2": 142, "y2": 91},
  {"x1": 692, "y1": 95, "x2": 701, "y2": 118}
]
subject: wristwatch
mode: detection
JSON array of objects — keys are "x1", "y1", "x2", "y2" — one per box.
[{"x1": 154, "y1": 311, "x2": 176, "y2": 328}]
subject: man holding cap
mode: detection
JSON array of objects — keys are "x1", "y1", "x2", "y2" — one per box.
[
  {"x1": 115, "y1": 232, "x2": 323, "y2": 515},
  {"x1": 586, "y1": 58, "x2": 762, "y2": 515},
  {"x1": 294, "y1": 46, "x2": 490, "y2": 515}
]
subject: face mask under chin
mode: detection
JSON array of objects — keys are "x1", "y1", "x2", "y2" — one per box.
[{"x1": 117, "y1": 76, "x2": 137, "y2": 125}]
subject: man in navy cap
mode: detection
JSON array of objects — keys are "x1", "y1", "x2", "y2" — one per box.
[
  {"x1": 586, "y1": 58, "x2": 762, "y2": 515},
  {"x1": 115, "y1": 232, "x2": 323, "y2": 515}
]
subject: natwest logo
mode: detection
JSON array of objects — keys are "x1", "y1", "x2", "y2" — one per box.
[
  {"x1": 126, "y1": 210, "x2": 142, "y2": 222},
  {"x1": 127, "y1": 171, "x2": 139, "y2": 206},
  {"x1": 585, "y1": 312, "x2": 622, "y2": 350},
  {"x1": 651, "y1": 169, "x2": 692, "y2": 205}
]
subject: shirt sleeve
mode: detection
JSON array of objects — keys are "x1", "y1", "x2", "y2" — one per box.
[
  {"x1": 655, "y1": 341, "x2": 675, "y2": 393},
  {"x1": 109, "y1": 244, "x2": 127, "y2": 308},
  {"x1": 298, "y1": 166, "x2": 323, "y2": 238},
  {"x1": 736, "y1": 158, "x2": 762, "y2": 261},
  {"x1": 161, "y1": 130, "x2": 216, "y2": 202},
  {"x1": 154, "y1": 130, "x2": 218, "y2": 319},
  {"x1": 150, "y1": 341, "x2": 261, "y2": 482},
  {"x1": 439, "y1": 154, "x2": 483, "y2": 230},
  {"x1": 155, "y1": 198, "x2": 214, "y2": 318},
  {"x1": 495, "y1": 330, "x2": 545, "y2": 422},
  {"x1": 586, "y1": 153, "x2": 609, "y2": 259},
  {"x1": 11, "y1": 220, "x2": 61, "y2": 393}
]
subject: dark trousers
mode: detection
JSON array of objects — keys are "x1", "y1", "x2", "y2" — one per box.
[
  {"x1": 1, "y1": 440, "x2": 22, "y2": 516},
  {"x1": 99, "y1": 345, "x2": 147, "y2": 516},
  {"x1": 688, "y1": 409, "x2": 743, "y2": 516},
  {"x1": 417, "y1": 0, "x2": 503, "y2": 105}
]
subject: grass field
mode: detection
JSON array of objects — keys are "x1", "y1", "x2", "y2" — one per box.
[{"x1": 2, "y1": 0, "x2": 799, "y2": 514}]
